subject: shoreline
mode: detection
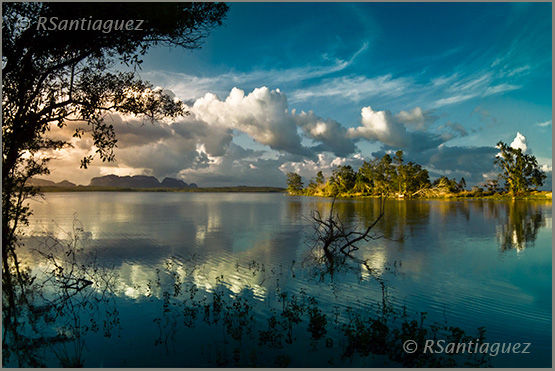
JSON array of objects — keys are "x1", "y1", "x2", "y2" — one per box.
[
  {"x1": 288, "y1": 190, "x2": 552, "y2": 201},
  {"x1": 34, "y1": 186, "x2": 552, "y2": 200}
]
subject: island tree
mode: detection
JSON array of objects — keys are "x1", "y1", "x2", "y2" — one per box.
[
  {"x1": 494, "y1": 141, "x2": 546, "y2": 196},
  {"x1": 284, "y1": 143, "x2": 541, "y2": 199},
  {"x1": 315, "y1": 170, "x2": 325, "y2": 186},
  {"x1": 286, "y1": 172, "x2": 304, "y2": 195},
  {"x1": 330, "y1": 165, "x2": 356, "y2": 194}
]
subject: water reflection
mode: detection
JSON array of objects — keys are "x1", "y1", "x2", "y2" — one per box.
[
  {"x1": 20, "y1": 195, "x2": 552, "y2": 305},
  {"x1": 19, "y1": 195, "x2": 552, "y2": 308},
  {"x1": 11, "y1": 235, "x2": 490, "y2": 367},
  {"x1": 287, "y1": 197, "x2": 550, "y2": 252},
  {"x1": 4, "y1": 223, "x2": 121, "y2": 367},
  {"x1": 494, "y1": 201, "x2": 549, "y2": 252},
  {"x1": 8, "y1": 193, "x2": 551, "y2": 367},
  {"x1": 21, "y1": 235, "x2": 301, "y2": 303}
]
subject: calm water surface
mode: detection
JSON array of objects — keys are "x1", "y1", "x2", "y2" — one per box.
[{"x1": 18, "y1": 192, "x2": 552, "y2": 367}]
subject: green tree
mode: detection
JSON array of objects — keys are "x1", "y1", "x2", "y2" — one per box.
[
  {"x1": 404, "y1": 162, "x2": 430, "y2": 195},
  {"x1": 315, "y1": 171, "x2": 325, "y2": 185},
  {"x1": 305, "y1": 179, "x2": 318, "y2": 196},
  {"x1": 331, "y1": 165, "x2": 356, "y2": 193},
  {"x1": 433, "y1": 176, "x2": 460, "y2": 193},
  {"x1": 356, "y1": 161, "x2": 376, "y2": 194},
  {"x1": 303, "y1": 171, "x2": 326, "y2": 195},
  {"x1": 286, "y1": 172, "x2": 304, "y2": 195},
  {"x1": 323, "y1": 179, "x2": 340, "y2": 197},
  {"x1": 353, "y1": 170, "x2": 370, "y2": 193},
  {"x1": 494, "y1": 141, "x2": 546, "y2": 196},
  {"x1": 374, "y1": 154, "x2": 396, "y2": 196},
  {"x1": 483, "y1": 178, "x2": 502, "y2": 194},
  {"x1": 458, "y1": 177, "x2": 467, "y2": 191},
  {"x1": 393, "y1": 150, "x2": 415, "y2": 196}
]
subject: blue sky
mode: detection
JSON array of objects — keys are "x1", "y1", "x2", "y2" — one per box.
[{"x1": 50, "y1": 3, "x2": 552, "y2": 187}]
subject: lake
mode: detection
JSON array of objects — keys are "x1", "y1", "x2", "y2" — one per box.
[{"x1": 10, "y1": 192, "x2": 552, "y2": 367}]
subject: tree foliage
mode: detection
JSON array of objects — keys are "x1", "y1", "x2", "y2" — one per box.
[
  {"x1": 286, "y1": 172, "x2": 304, "y2": 195},
  {"x1": 289, "y1": 142, "x2": 548, "y2": 199},
  {"x1": 330, "y1": 165, "x2": 356, "y2": 194},
  {"x1": 298, "y1": 151, "x2": 431, "y2": 198},
  {"x1": 315, "y1": 171, "x2": 325, "y2": 185},
  {"x1": 432, "y1": 176, "x2": 463, "y2": 193},
  {"x1": 3, "y1": 1, "x2": 228, "y2": 242},
  {"x1": 494, "y1": 141, "x2": 546, "y2": 196}
]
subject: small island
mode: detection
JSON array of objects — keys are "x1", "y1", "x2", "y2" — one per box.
[{"x1": 286, "y1": 141, "x2": 551, "y2": 200}]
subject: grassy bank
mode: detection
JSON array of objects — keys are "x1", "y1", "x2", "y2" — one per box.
[
  {"x1": 34, "y1": 186, "x2": 552, "y2": 200},
  {"x1": 291, "y1": 190, "x2": 552, "y2": 201}
]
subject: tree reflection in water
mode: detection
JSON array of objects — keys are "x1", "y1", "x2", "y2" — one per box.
[
  {"x1": 495, "y1": 200, "x2": 548, "y2": 252},
  {"x1": 297, "y1": 198, "x2": 549, "y2": 253},
  {"x1": 140, "y1": 256, "x2": 490, "y2": 367},
  {"x1": 2, "y1": 218, "x2": 120, "y2": 367}
]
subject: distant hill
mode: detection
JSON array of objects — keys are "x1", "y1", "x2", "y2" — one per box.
[
  {"x1": 27, "y1": 178, "x2": 76, "y2": 187},
  {"x1": 90, "y1": 175, "x2": 158, "y2": 188},
  {"x1": 56, "y1": 180, "x2": 77, "y2": 187},
  {"x1": 161, "y1": 177, "x2": 197, "y2": 189},
  {"x1": 89, "y1": 175, "x2": 196, "y2": 189},
  {"x1": 27, "y1": 175, "x2": 283, "y2": 193}
]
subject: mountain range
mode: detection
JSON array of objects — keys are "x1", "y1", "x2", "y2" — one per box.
[{"x1": 28, "y1": 175, "x2": 197, "y2": 189}]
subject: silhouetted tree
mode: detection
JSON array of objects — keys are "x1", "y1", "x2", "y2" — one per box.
[{"x1": 2, "y1": 2, "x2": 228, "y2": 364}]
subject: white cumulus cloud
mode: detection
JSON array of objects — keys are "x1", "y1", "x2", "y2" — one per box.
[
  {"x1": 509, "y1": 132, "x2": 527, "y2": 153},
  {"x1": 348, "y1": 106, "x2": 408, "y2": 148},
  {"x1": 192, "y1": 87, "x2": 310, "y2": 157},
  {"x1": 346, "y1": 106, "x2": 451, "y2": 152}
]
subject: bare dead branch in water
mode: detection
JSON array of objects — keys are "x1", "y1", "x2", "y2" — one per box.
[{"x1": 307, "y1": 197, "x2": 386, "y2": 282}]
